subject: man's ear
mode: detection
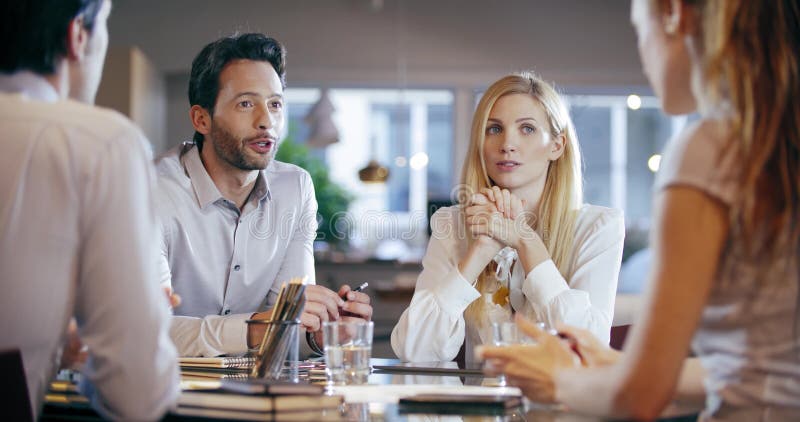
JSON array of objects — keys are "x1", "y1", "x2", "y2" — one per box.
[
  {"x1": 548, "y1": 133, "x2": 566, "y2": 161},
  {"x1": 190, "y1": 105, "x2": 212, "y2": 136},
  {"x1": 65, "y1": 16, "x2": 89, "y2": 61}
]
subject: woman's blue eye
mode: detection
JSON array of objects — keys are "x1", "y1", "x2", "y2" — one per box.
[
  {"x1": 521, "y1": 125, "x2": 535, "y2": 134},
  {"x1": 486, "y1": 125, "x2": 501, "y2": 135}
]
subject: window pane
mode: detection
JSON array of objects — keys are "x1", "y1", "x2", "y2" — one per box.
[
  {"x1": 286, "y1": 103, "x2": 313, "y2": 145},
  {"x1": 626, "y1": 108, "x2": 672, "y2": 224},
  {"x1": 572, "y1": 105, "x2": 612, "y2": 207},
  {"x1": 372, "y1": 104, "x2": 410, "y2": 212},
  {"x1": 426, "y1": 104, "x2": 453, "y2": 201},
  {"x1": 283, "y1": 88, "x2": 453, "y2": 255}
]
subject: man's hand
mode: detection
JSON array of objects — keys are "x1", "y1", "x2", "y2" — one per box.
[
  {"x1": 300, "y1": 284, "x2": 345, "y2": 333},
  {"x1": 60, "y1": 319, "x2": 87, "y2": 370},
  {"x1": 307, "y1": 284, "x2": 373, "y2": 351},
  {"x1": 162, "y1": 285, "x2": 181, "y2": 308},
  {"x1": 246, "y1": 309, "x2": 273, "y2": 349},
  {"x1": 337, "y1": 284, "x2": 373, "y2": 321},
  {"x1": 61, "y1": 287, "x2": 183, "y2": 368},
  {"x1": 247, "y1": 284, "x2": 374, "y2": 351}
]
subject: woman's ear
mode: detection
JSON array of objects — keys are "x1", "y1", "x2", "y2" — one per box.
[
  {"x1": 190, "y1": 105, "x2": 212, "y2": 137},
  {"x1": 663, "y1": 0, "x2": 693, "y2": 36},
  {"x1": 548, "y1": 133, "x2": 566, "y2": 161},
  {"x1": 65, "y1": 16, "x2": 89, "y2": 61}
]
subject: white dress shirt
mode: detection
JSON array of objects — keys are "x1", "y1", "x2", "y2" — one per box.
[
  {"x1": 655, "y1": 120, "x2": 800, "y2": 420},
  {"x1": 155, "y1": 143, "x2": 318, "y2": 357},
  {"x1": 0, "y1": 72, "x2": 180, "y2": 420},
  {"x1": 391, "y1": 204, "x2": 624, "y2": 363}
]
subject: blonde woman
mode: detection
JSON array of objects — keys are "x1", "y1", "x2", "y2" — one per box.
[
  {"x1": 481, "y1": 0, "x2": 800, "y2": 420},
  {"x1": 391, "y1": 73, "x2": 625, "y2": 363}
]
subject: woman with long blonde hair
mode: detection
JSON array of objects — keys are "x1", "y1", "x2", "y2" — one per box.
[
  {"x1": 391, "y1": 72, "x2": 624, "y2": 363},
  {"x1": 481, "y1": 0, "x2": 800, "y2": 420}
]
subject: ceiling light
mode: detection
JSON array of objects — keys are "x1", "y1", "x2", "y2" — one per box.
[
  {"x1": 627, "y1": 94, "x2": 642, "y2": 110},
  {"x1": 648, "y1": 154, "x2": 661, "y2": 172},
  {"x1": 409, "y1": 152, "x2": 429, "y2": 170}
]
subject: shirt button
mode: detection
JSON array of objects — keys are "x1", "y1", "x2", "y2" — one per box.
[
  {"x1": 233, "y1": 264, "x2": 241, "y2": 271},
  {"x1": 224, "y1": 309, "x2": 231, "y2": 315}
]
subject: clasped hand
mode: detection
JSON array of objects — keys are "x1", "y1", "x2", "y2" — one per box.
[{"x1": 465, "y1": 186, "x2": 535, "y2": 250}]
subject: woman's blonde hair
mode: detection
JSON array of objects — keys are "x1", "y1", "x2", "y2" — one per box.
[{"x1": 461, "y1": 72, "x2": 583, "y2": 326}]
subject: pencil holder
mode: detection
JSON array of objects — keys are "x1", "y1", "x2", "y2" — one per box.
[{"x1": 246, "y1": 319, "x2": 300, "y2": 381}]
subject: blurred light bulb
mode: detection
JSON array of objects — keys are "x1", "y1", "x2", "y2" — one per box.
[
  {"x1": 648, "y1": 154, "x2": 662, "y2": 172},
  {"x1": 409, "y1": 152, "x2": 429, "y2": 170},
  {"x1": 627, "y1": 94, "x2": 642, "y2": 110},
  {"x1": 394, "y1": 156, "x2": 407, "y2": 167}
]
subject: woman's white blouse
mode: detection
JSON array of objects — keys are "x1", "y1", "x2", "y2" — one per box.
[{"x1": 391, "y1": 204, "x2": 625, "y2": 363}]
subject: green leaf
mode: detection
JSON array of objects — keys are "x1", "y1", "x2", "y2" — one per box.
[{"x1": 275, "y1": 129, "x2": 353, "y2": 244}]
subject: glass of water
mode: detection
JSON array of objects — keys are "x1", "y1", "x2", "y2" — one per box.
[
  {"x1": 490, "y1": 321, "x2": 536, "y2": 386},
  {"x1": 322, "y1": 320, "x2": 373, "y2": 385}
]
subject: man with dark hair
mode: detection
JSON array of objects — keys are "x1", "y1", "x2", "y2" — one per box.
[
  {"x1": 156, "y1": 33, "x2": 373, "y2": 357},
  {"x1": 0, "y1": 0, "x2": 179, "y2": 419}
]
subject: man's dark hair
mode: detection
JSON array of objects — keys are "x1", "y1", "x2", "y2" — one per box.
[
  {"x1": 0, "y1": 0, "x2": 104, "y2": 74},
  {"x1": 188, "y1": 33, "x2": 287, "y2": 147}
]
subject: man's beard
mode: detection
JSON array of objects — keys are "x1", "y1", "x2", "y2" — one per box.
[{"x1": 208, "y1": 120, "x2": 270, "y2": 171}]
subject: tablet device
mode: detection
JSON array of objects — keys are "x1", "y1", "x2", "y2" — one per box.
[
  {"x1": 372, "y1": 361, "x2": 484, "y2": 376},
  {"x1": 399, "y1": 393, "x2": 522, "y2": 415}
]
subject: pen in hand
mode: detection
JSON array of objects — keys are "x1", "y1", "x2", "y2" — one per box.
[
  {"x1": 340, "y1": 282, "x2": 368, "y2": 317},
  {"x1": 347, "y1": 282, "x2": 369, "y2": 299}
]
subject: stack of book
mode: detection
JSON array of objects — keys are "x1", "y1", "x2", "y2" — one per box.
[{"x1": 176, "y1": 379, "x2": 343, "y2": 420}]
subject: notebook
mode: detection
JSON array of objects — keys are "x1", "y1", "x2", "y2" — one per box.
[
  {"x1": 173, "y1": 406, "x2": 342, "y2": 421},
  {"x1": 180, "y1": 370, "x2": 250, "y2": 381},
  {"x1": 220, "y1": 378, "x2": 324, "y2": 396},
  {"x1": 179, "y1": 356, "x2": 255, "y2": 369},
  {"x1": 178, "y1": 390, "x2": 342, "y2": 413}
]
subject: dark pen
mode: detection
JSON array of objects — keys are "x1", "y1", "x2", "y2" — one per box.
[
  {"x1": 347, "y1": 282, "x2": 369, "y2": 299},
  {"x1": 340, "y1": 282, "x2": 369, "y2": 317}
]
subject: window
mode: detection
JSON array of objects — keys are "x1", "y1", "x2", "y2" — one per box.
[
  {"x1": 284, "y1": 88, "x2": 454, "y2": 257},
  {"x1": 567, "y1": 94, "x2": 687, "y2": 227}
]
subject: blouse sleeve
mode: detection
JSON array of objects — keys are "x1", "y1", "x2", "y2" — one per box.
[
  {"x1": 654, "y1": 119, "x2": 739, "y2": 207},
  {"x1": 391, "y1": 207, "x2": 481, "y2": 362},
  {"x1": 521, "y1": 207, "x2": 625, "y2": 344}
]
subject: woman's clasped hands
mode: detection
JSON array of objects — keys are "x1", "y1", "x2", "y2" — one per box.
[{"x1": 465, "y1": 186, "x2": 535, "y2": 249}]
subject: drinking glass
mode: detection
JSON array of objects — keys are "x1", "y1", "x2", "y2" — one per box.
[
  {"x1": 490, "y1": 321, "x2": 536, "y2": 387},
  {"x1": 322, "y1": 320, "x2": 373, "y2": 385}
]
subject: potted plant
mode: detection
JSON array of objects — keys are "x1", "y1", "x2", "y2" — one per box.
[{"x1": 275, "y1": 137, "x2": 353, "y2": 248}]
